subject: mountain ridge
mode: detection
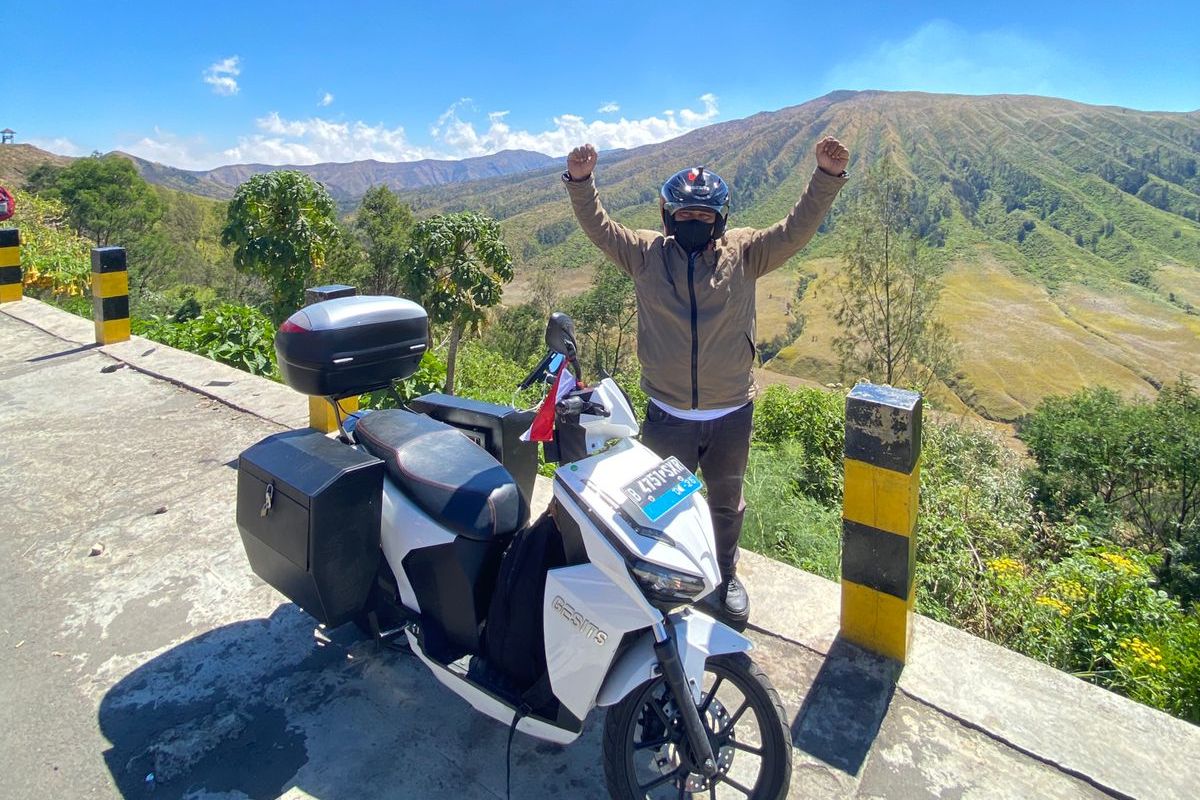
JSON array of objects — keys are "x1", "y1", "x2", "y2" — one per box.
[
  {"x1": 115, "y1": 148, "x2": 560, "y2": 204},
  {"x1": 0, "y1": 143, "x2": 559, "y2": 204}
]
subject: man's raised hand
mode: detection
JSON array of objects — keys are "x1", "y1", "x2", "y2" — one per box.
[
  {"x1": 567, "y1": 144, "x2": 598, "y2": 181},
  {"x1": 815, "y1": 136, "x2": 850, "y2": 176}
]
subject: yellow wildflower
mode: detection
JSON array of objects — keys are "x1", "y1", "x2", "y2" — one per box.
[
  {"x1": 1054, "y1": 579, "x2": 1087, "y2": 602},
  {"x1": 988, "y1": 557, "x2": 1023, "y2": 578},
  {"x1": 1035, "y1": 596, "x2": 1071, "y2": 616},
  {"x1": 1118, "y1": 637, "x2": 1165, "y2": 672},
  {"x1": 1099, "y1": 552, "x2": 1140, "y2": 575}
]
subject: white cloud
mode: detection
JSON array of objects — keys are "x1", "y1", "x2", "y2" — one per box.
[
  {"x1": 120, "y1": 128, "x2": 219, "y2": 170},
  {"x1": 825, "y1": 21, "x2": 1077, "y2": 97},
  {"x1": 428, "y1": 93, "x2": 721, "y2": 157},
  {"x1": 203, "y1": 56, "x2": 241, "y2": 96},
  {"x1": 597, "y1": 101, "x2": 620, "y2": 113},
  {"x1": 113, "y1": 93, "x2": 722, "y2": 170},
  {"x1": 27, "y1": 137, "x2": 87, "y2": 157},
  {"x1": 222, "y1": 112, "x2": 433, "y2": 165},
  {"x1": 319, "y1": 92, "x2": 334, "y2": 107}
]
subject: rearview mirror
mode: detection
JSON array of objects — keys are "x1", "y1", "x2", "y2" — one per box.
[{"x1": 546, "y1": 312, "x2": 578, "y2": 358}]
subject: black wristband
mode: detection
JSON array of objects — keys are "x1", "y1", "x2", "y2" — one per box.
[{"x1": 562, "y1": 170, "x2": 591, "y2": 183}]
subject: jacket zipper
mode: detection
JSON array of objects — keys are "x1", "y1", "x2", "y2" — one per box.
[{"x1": 686, "y1": 251, "x2": 699, "y2": 409}]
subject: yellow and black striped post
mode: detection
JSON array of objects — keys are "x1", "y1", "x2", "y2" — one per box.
[
  {"x1": 840, "y1": 383, "x2": 922, "y2": 664},
  {"x1": 309, "y1": 396, "x2": 360, "y2": 433},
  {"x1": 91, "y1": 246, "x2": 130, "y2": 344},
  {"x1": 305, "y1": 284, "x2": 359, "y2": 432},
  {"x1": 0, "y1": 228, "x2": 21, "y2": 304}
]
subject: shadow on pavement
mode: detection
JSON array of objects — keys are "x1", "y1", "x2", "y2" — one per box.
[
  {"x1": 98, "y1": 604, "x2": 399, "y2": 799},
  {"x1": 790, "y1": 636, "x2": 901, "y2": 775},
  {"x1": 26, "y1": 342, "x2": 101, "y2": 363}
]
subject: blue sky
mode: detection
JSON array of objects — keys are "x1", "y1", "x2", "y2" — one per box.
[{"x1": 9, "y1": 1, "x2": 1199, "y2": 170}]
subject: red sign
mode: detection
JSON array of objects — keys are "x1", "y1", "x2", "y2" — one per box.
[{"x1": 0, "y1": 185, "x2": 14, "y2": 222}]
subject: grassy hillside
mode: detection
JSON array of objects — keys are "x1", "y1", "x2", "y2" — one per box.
[
  {"x1": 0, "y1": 143, "x2": 72, "y2": 188},
  {"x1": 408, "y1": 91, "x2": 1200, "y2": 420}
]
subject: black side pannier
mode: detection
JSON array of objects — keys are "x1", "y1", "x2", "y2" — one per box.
[
  {"x1": 237, "y1": 429, "x2": 384, "y2": 627},
  {"x1": 276, "y1": 295, "x2": 428, "y2": 398}
]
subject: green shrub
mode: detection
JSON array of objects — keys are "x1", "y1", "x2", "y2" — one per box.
[
  {"x1": 986, "y1": 545, "x2": 1200, "y2": 722},
  {"x1": 742, "y1": 444, "x2": 841, "y2": 578},
  {"x1": 914, "y1": 420, "x2": 1035, "y2": 629},
  {"x1": 132, "y1": 303, "x2": 277, "y2": 378},
  {"x1": 10, "y1": 189, "x2": 92, "y2": 300},
  {"x1": 752, "y1": 384, "x2": 844, "y2": 504}
]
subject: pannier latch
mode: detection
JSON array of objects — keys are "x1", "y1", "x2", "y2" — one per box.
[{"x1": 260, "y1": 482, "x2": 275, "y2": 517}]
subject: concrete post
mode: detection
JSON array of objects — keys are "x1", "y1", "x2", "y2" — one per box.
[
  {"x1": 91, "y1": 246, "x2": 130, "y2": 344},
  {"x1": 305, "y1": 283, "x2": 357, "y2": 305},
  {"x1": 840, "y1": 383, "x2": 922, "y2": 663},
  {"x1": 0, "y1": 228, "x2": 21, "y2": 303},
  {"x1": 304, "y1": 284, "x2": 359, "y2": 432}
]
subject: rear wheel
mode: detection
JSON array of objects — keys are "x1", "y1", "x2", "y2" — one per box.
[{"x1": 603, "y1": 652, "x2": 791, "y2": 799}]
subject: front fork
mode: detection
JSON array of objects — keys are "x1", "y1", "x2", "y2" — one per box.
[{"x1": 652, "y1": 620, "x2": 719, "y2": 778}]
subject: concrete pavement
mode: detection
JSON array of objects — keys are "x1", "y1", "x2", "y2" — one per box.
[{"x1": 2, "y1": 298, "x2": 1197, "y2": 799}]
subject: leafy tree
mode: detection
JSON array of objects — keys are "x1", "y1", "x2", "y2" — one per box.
[
  {"x1": 39, "y1": 155, "x2": 162, "y2": 246},
  {"x1": 567, "y1": 261, "x2": 637, "y2": 377},
  {"x1": 1022, "y1": 380, "x2": 1200, "y2": 604},
  {"x1": 828, "y1": 158, "x2": 955, "y2": 389},
  {"x1": 400, "y1": 211, "x2": 513, "y2": 394},
  {"x1": 25, "y1": 162, "x2": 64, "y2": 194},
  {"x1": 220, "y1": 171, "x2": 342, "y2": 321},
  {"x1": 320, "y1": 220, "x2": 367, "y2": 290},
  {"x1": 354, "y1": 185, "x2": 414, "y2": 295},
  {"x1": 482, "y1": 302, "x2": 546, "y2": 368}
]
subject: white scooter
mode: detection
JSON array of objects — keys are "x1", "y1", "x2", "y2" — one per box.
[{"x1": 237, "y1": 297, "x2": 791, "y2": 799}]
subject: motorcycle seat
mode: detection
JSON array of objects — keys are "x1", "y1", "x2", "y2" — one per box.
[{"x1": 355, "y1": 410, "x2": 527, "y2": 541}]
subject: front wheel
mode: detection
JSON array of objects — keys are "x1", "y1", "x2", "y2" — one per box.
[{"x1": 603, "y1": 652, "x2": 791, "y2": 799}]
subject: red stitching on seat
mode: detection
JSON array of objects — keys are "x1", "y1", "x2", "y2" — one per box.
[{"x1": 360, "y1": 415, "x2": 513, "y2": 536}]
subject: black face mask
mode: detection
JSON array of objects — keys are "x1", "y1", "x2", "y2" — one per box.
[{"x1": 672, "y1": 219, "x2": 715, "y2": 254}]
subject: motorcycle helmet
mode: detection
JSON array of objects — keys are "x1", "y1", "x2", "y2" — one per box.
[{"x1": 660, "y1": 166, "x2": 730, "y2": 239}]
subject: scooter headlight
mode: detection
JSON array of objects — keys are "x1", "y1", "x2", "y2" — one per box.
[{"x1": 630, "y1": 559, "x2": 706, "y2": 603}]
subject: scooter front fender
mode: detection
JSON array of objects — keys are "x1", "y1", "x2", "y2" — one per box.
[{"x1": 596, "y1": 607, "x2": 752, "y2": 707}]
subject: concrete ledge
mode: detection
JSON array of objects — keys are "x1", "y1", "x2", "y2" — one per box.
[{"x1": 1, "y1": 297, "x2": 307, "y2": 430}]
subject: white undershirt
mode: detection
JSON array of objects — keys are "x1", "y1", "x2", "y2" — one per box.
[{"x1": 649, "y1": 397, "x2": 746, "y2": 422}]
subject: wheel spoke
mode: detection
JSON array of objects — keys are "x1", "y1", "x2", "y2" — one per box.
[
  {"x1": 718, "y1": 774, "x2": 755, "y2": 797},
  {"x1": 650, "y1": 699, "x2": 673, "y2": 728},
  {"x1": 727, "y1": 738, "x2": 763, "y2": 756},
  {"x1": 634, "y1": 735, "x2": 672, "y2": 751},
  {"x1": 638, "y1": 767, "x2": 683, "y2": 792},
  {"x1": 699, "y1": 675, "x2": 724, "y2": 714},
  {"x1": 717, "y1": 699, "x2": 751, "y2": 738}
]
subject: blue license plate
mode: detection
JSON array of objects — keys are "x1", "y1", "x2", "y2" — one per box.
[{"x1": 622, "y1": 456, "x2": 702, "y2": 522}]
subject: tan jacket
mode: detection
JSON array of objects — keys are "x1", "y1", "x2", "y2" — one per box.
[{"x1": 565, "y1": 167, "x2": 848, "y2": 409}]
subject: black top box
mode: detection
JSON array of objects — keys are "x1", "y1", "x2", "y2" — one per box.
[{"x1": 276, "y1": 295, "x2": 428, "y2": 398}]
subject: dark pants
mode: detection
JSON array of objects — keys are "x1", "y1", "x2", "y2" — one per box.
[{"x1": 640, "y1": 401, "x2": 753, "y2": 579}]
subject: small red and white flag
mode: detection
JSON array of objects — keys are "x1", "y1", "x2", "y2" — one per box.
[{"x1": 521, "y1": 363, "x2": 577, "y2": 442}]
